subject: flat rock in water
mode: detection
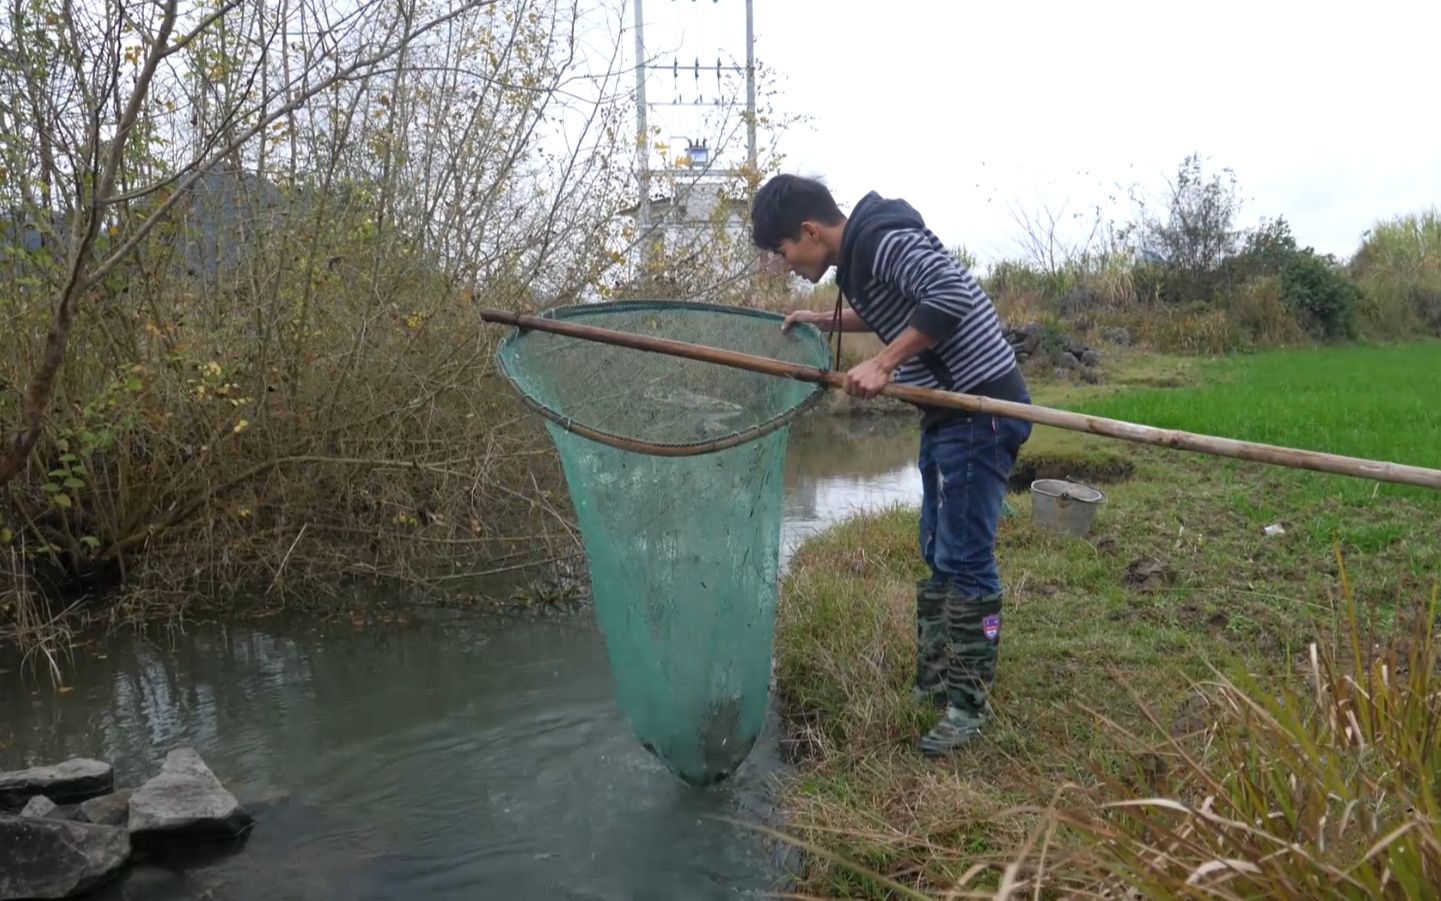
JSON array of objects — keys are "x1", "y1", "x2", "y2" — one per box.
[
  {"x1": 77, "y1": 789, "x2": 133, "y2": 828},
  {"x1": 21, "y1": 796, "x2": 59, "y2": 819},
  {"x1": 128, "y1": 748, "x2": 253, "y2": 847},
  {"x1": 0, "y1": 759, "x2": 114, "y2": 808},
  {"x1": 0, "y1": 813, "x2": 131, "y2": 899}
]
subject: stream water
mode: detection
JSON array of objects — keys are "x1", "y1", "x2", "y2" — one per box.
[{"x1": 0, "y1": 415, "x2": 922, "y2": 900}]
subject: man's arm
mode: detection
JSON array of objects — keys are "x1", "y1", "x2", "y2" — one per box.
[
  {"x1": 781, "y1": 306, "x2": 872, "y2": 333},
  {"x1": 842, "y1": 326, "x2": 935, "y2": 398},
  {"x1": 843, "y1": 230, "x2": 981, "y2": 398},
  {"x1": 779, "y1": 305, "x2": 897, "y2": 397}
]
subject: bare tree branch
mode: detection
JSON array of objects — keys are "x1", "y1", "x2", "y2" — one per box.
[
  {"x1": 0, "y1": 0, "x2": 180, "y2": 488},
  {"x1": 87, "y1": 0, "x2": 497, "y2": 288},
  {"x1": 0, "y1": 0, "x2": 499, "y2": 488}
]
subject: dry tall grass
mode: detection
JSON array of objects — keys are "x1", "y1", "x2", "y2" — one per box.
[
  {"x1": 1010, "y1": 560, "x2": 1441, "y2": 898},
  {"x1": 1352, "y1": 210, "x2": 1441, "y2": 337}
]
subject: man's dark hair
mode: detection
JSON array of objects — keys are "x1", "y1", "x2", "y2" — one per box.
[{"x1": 749, "y1": 174, "x2": 844, "y2": 252}]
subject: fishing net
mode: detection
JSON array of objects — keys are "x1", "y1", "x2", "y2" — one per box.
[{"x1": 496, "y1": 301, "x2": 831, "y2": 785}]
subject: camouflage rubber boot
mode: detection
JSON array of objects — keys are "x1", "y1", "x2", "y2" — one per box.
[
  {"x1": 918, "y1": 591, "x2": 1002, "y2": 758},
  {"x1": 913, "y1": 579, "x2": 948, "y2": 707}
]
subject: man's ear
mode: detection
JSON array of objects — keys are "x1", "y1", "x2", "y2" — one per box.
[{"x1": 799, "y1": 220, "x2": 820, "y2": 242}]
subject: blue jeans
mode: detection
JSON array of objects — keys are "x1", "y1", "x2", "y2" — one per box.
[{"x1": 918, "y1": 403, "x2": 1032, "y2": 597}]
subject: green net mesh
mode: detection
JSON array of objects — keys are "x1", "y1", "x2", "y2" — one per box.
[{"x1": 496, "y1": 301, "x2": 831, "y2": 785}]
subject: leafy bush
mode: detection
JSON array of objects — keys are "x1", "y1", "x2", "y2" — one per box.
[
  {"x1": 1217, "y1": 274, "x2": 1308, "y2": 347},
  {"x1": 1281, "y1": 250, "x2": 1363, "y2": 340},
  {"x1": 1130, "y1": 260, "x2": 1170, "y2": 305}
]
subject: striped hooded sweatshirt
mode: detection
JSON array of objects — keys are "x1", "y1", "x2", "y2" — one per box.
[{"x1": 835, "y1": 191, "x2": 1022, "y2": 425}]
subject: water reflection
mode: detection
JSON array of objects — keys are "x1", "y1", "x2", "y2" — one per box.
[{"x1": 782, "y1": 413, "x2": 922, "y2": 565}]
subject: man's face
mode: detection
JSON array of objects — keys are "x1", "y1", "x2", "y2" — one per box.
[{"x1": 774, "y1": 222, "x2": 830, "y2": 283}]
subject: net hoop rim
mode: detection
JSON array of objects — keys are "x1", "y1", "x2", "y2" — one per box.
[{"x1": 495, "y1": 300, "x2": 830, "y2": 457}]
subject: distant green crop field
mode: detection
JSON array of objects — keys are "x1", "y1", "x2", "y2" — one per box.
[
  {"x1": 1076, "y1": 342, "x2": 1440, "y2": 497},
  {"x1": 1072, "y1": 341, "x2": 1441, "y2": 549}
]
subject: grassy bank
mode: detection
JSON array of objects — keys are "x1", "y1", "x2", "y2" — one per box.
[{"x1": 772, "y1": 342, "x2": 1441, "y2": 896}]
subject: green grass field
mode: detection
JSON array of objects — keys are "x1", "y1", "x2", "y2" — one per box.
[
  {"x1": 1068, "y1": 341, "x2": 1441, "y2": 551},
  {"x1": 772, "y1": 342, "x2": 1441, "y2": 898},
  {"x1": 1074, "y1": 342, "x2": 1441, "y2": 502}
]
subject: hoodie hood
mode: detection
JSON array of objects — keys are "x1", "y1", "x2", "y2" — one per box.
[{"x1": 836, "y1": 191, "x2": 927, "y2": 301}]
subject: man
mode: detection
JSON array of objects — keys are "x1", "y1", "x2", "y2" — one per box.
[{"x1": 750, "y1": 174, "x2": 1032, "y2": 757}]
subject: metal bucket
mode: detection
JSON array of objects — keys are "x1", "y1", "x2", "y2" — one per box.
[{"x1": 1030, "y1": 479, "x2": 1105, "y2": 537}]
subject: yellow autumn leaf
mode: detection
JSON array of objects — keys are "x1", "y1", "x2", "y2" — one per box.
[{"x1": 232, "y1": 419, "x2": 250, "y2": 434}]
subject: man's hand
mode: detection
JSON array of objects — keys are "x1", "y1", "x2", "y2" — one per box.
[
  {"x1": 783, "y1": 306, "x2": 872, "y2": 334},
  {"x1": 843, "y1": 355, "x2": 895, "y2": 398},
  {"x1": 781, "y1": 309, "x2": 823, "y2": 333}
]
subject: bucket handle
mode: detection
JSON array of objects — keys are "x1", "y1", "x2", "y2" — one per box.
[{"x1": 1064, "y1": 474, "x2": 1102, "y2": 499}]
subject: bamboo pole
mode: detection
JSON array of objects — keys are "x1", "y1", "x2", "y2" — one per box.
[{"x1": 479, "y1": 309, "x2": 1441, "y2": 491}]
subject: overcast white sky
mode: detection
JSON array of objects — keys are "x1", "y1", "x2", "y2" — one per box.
[{"x1": 632, "y1": 0, "x2": 1441, "y2": 264}]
